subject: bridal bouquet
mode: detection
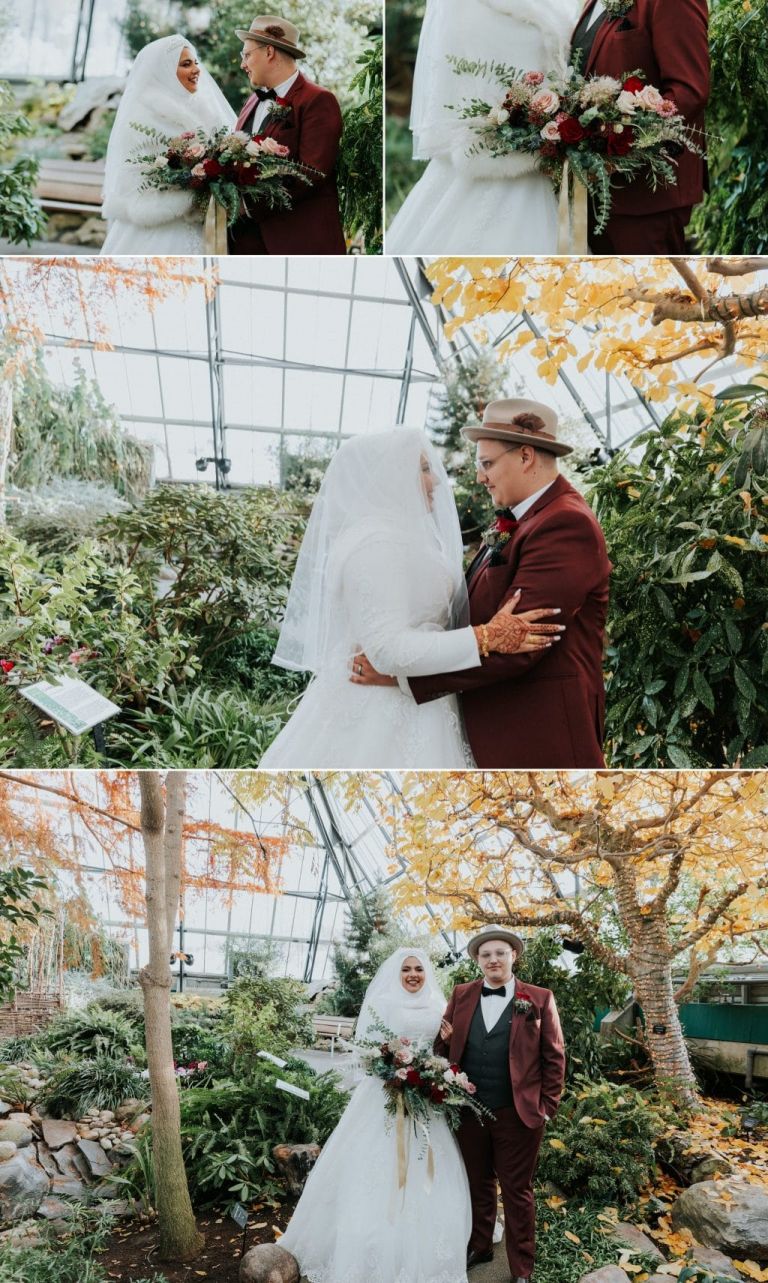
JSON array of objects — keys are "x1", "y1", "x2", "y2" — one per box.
[
  {"x1": 449, "y1": 58, "x2": 701, "y2": 235},
  {"x1": 360, "y1": 1033, "x2": 489, "y2": 1132},
  {"x1": 131, "y1": 124, "x2": 318, "y2": 224}
]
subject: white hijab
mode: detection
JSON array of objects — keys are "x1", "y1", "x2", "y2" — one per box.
[
  {"x1": 410, "y1": 0, "x2": 580, "y2": 163},
  {"x1": 356, "y1": 947, "x2": 446, "y2": 1044},
  {"x1": 102, "y1": 34, "x2": 236, "y2": 222},
  {"x1": 271, "y1": 428, "x2": 468, "y2": 675}
]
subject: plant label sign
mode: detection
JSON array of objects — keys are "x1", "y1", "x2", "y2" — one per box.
[
  {"x1": 275, "y1": 1078, "x2": 311, "y2": 1101},
  {"x1": 258, "y1": 1050, "x2": 288, "y2": 1067},
  {"x1": 20, "y1": 677, "x2": 120, "y2": 735},
  {"x1": 230, "y1": 1202, "x2": 249, "y2": 1229}
]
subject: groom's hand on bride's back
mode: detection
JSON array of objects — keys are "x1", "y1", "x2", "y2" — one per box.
[{"x1": 349, "y1": 653, "x2": 397, "y2": 686}]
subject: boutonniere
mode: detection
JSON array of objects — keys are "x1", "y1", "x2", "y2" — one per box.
[
  {"x1": 482, "y1": 509, "x2": 517, "y2": 566},
  {"x1": 513, "y1": 993, "x2": 536, "y2": 1018},
  {"x1": 265, "y1": 97, "x2": 292, "y2": 124},
  {"x1": 602, "y1": 0, "x2": 635, "y2": 19}
]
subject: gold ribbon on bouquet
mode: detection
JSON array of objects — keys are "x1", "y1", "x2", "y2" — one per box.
[
  {"x1": 391, "y1": 1093, "x2": 435, "y2": 1217},
  {"x1": 204, "y1": 197, "x2": 228, "y2": 255},
  {"x1": 557, "y1": 161, "x2": 589, "y2": 254}
]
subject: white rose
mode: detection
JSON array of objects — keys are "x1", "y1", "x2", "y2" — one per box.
[
  {"x1": 615, "y1": 91, "x2": 638, "y2": 114},
  {"x1": 245, "y1": 140, "x2": 263, "y2": 156},
  {"x1": 488, "y1": 105, "x2": 510, "y2": 126},
  {"x1": 635, "y1": 85, "x2": 665, "y2": 111},
  {"x1": 153, "y1": 156, "x2": 169, "y2": 169},
  {"x1": 530, "y1": 89, "x2": 560, "y2": 115}
]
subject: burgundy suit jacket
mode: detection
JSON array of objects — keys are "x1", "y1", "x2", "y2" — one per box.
[
  {"x1": 228, "y1": 72, "x2": 346, "y2": 254},
  {"x1": 408, "y1": 475, "x2": 611, "y2": 768},
  {"x1": 573, "y1": 0, "x2": 709, "y2": 215},
  {"x1": 435, "y1": 979, "x2": 566, "y2": 1130}
]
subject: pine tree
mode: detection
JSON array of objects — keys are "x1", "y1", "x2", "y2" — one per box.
[{"x1": 323, "y1": 887, "x2": 405, "y2": 1016}]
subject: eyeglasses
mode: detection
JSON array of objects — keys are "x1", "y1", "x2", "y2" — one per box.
[{"x1": 476, "y1": 446, "x2": 521, "y2": 477}]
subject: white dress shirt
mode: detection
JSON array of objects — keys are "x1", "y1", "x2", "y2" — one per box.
[
  {"x1": 252, "y1": 69, "x2": 299, "y2": 133},
  {"x1": 480, "y1": 975, "x2": 515, "y2": 1032},
  {"x1": 511, "y1": 478, "x2": 557, "y2": 522},
  {"x1": 587, "y1": 0, "x2": 607, "y2": 30}
]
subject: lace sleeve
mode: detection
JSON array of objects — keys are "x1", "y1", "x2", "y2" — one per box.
[{"x1": 341, "y1": 540, "x2": 479, "y2": 677}]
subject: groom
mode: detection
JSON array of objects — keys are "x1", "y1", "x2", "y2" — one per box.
[
  {"x1": 571, "y1": 0, "x2": 709, "y2": 252},
  {"x1": 228, "y1": 14, "x2": 346, "y2": 254},
  {"x1": 351, "y1": 399, "x2": 611, "y2": 768},
  {"x1": 436, "y1": 926, "x2": 566, "y2": 1282}
]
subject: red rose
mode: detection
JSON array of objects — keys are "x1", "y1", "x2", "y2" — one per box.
[
  {"x1": 274, "y1": 95, "x2": 288, "y2": 106},
  {"x1": 203, "y1": 158, "x2": 222, "y2": 178},
  {"x1": 405, "y1": 1068, "x2": 422, "y2": 1086},
  {"x1": 622, "y1": 75, "x2": 645, "y2": 93},
  {"x1": 430, "y1": 1086, "x2": 446, "y2": 1103},
  {"x1": 557, "y1": 115, "x2": 586, "y2": 144},
  {"x1": 0, "y1": 659, "x2": 14, "y2": 674},
  {"x1": 251, "y1": 133, "x2": 266, "y2": 143},
  {"x1": 449, "y1": 1064, "x2": 461, "y2": 1074},
  {"x1": 606, "y1": 126, "x2": 634, "y2": 156},
  {"x1": 495, "y1": 516, "x2": 517, "y2": 534}
]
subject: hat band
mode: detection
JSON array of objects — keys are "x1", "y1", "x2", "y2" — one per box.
[{"x1": 481, "y1": 420, "x2": 558, "y2": 443}]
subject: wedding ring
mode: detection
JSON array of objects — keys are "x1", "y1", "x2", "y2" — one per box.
[{"x1": 355, "y1": 663, "x2": 362, "y2": 675}]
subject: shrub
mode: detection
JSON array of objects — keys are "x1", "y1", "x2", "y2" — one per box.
[
  {"x1": 590, "y1": 402, "x2": 768, "y2": 767},
  {"x1": 0, "y1": 1063, "x2": 27, "y2": 1106},
  {"x1": 537, "y1": 1077, "x2": 663, "y2": 1208},
  {"x1": 107, "y1": 686, "x2": 292, "y2": 768},
  {"x1": 533, "y1": 1197, "x2": 659, "y2": 1283},
  {"x1": 0, "y1": 1205, "x2": 168, "y2": 1283},
  {"x1": 319, "y1": 887, "x2": 412, "y2": 1017},
  {"x1": 221, "y1": 976, "x2": 315, "y2": 1068},
  {"x1": 7, "y1": 480, "x2": 129, "y2": 557},
  {"x1": 38, "y1": 1055, "x2": 146, "y2": 1117},
  {"x1": 338, "y1": 40, "x2": 383, "y2": 251},
  {"x1": 36, "y1": 1005, "x2": 144, "y2": 1062}
]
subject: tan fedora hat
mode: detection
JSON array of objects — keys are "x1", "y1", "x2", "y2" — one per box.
[
  {"x1": 462, "y1": 397, "x2": 573, "y2": 457},
  {"x1": 466, "y1": 924, "x2": 525, "y2": 961},
  {"x1": 234, "y1": 15, "x2": 306, "y2": 59}
]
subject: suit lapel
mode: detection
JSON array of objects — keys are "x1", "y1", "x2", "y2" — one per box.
[
  {"x1": 453, "y1": 980, "x2": 483, "y2": 1061},
  {"x1": 262, "y1": 71, "x2": 304, "y2": 138},
  {"x1": 587, "y1": 13, "x2": 616, "y2": 74},
  {"x1": 236, "y1": 92, "x2": 258, "y2": 132}
]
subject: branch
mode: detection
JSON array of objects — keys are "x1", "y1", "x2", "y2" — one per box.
[
  {"x1": 706, "y1": 257, "x2": 768, "y2": 277},
  {"x1": 0, "y1": 771, "x2": 142, "y2": 833},
  {"x1": 673, "y1": 881, "x2": 751, "y2": 955}
]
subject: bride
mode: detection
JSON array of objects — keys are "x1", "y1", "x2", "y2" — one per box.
[
  {"x1": 386, "y1": 0, "x2": 580, "y2": 254},
  {"x1": 101, "y1": 34, "x2": 235, "y2": 254},
  {"x1": 280, "y1": 948, "x2": 472, "y2": 1283},
  {"x1": 259, "y1": 429, "x2": 562, "y2": 768}
]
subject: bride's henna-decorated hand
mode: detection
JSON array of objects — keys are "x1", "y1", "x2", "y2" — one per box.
[{"x1": 473, "y1": 590, "x2": 565, "y2": 656}]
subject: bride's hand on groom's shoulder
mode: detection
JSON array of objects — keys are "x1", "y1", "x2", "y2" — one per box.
[{"x1": 349, "y1": 653, "x2": 397, "y2": 686}]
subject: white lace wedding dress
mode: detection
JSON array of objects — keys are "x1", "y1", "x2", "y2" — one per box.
[
  {"x1": 280, "y1": 950, "x2": 472, "y2": 1283},
  {"x1": 386, "y1": 0, "x2": 580, "y2": 254},
  {"x1": 259, "y1": 430, "x2": 479, "y2": 768},
  {"x1": 100, "y1": 34, "x2": 235, "y2": 254}
]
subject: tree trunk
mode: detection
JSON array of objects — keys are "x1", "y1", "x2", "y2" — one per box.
[
  {"x1": 630, "y1": 954, "x2": 699, "y2": 1109},
  {"x1": 138, "y1": 771, "x2": 204, "y2": 1263},
  {"x1": 0, "y1": 381, "x2": 11, "y2": 528}
]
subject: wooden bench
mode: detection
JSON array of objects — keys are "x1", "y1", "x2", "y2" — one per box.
[
  {"x1": 35, "y1": 158, "x2": 105, "y2": 214},
  {"x1": 311, "y1": 1014, "x2": 357, "y2": 1056}
]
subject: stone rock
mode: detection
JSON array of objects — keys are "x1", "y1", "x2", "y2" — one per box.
[
  {"x1": 130, "y1": 1112, "x2": 151, "y2": 1133},
  {"x1": 671, "y1": 1178, "x2": 768, "y2": 1259},
  {"x1": 271, "y1": 1143, "x2": 321, "y2": 1196},
  {"x1": 76, "y1": 1138, "x2": 113, "y2": 1179},
  {"x1": 34, "y1": 1144, "x2": 58, "y2": 1179},
  {"x1": 0, "y1": 1142, "x2": 17, "y2": 1163},
  {"x1": 114, "y1": 1098, "x2": 145, "y2": 1124},
  {"x1": 578, "y1": 1269, "x2": 631, "y2": 1283},
  {"x1": 240, "y1": 1244, "x2": 300, "y2": 1283},
  {"x1": 37, "y1": 1196, "x2": 77, "y2": 1220},
  {"x1": 8, "y1": 1113, "x2": 33, "y2": 1127},
  {"x1": 100, "y1": 1138, "x2": 113, "y2": 1150},
  {"x1": 0, "y1": 1152, "x2": 49, "y2": 1220},
  {"x1": 690, "y1": 1156, "x2": 732, "y2": 1183},
  {"x1": 688, "y1": 1239, "x2": 741, "y2": 1279},
  {"x1": 51, "y1": 1174, "x2": 87, "y2": 1200},
  {"x1": 52, "y1": 1143, "x2": 86, "y2": 1182},
  {"x1": 41, "y1": 1120, "x2": 79, "y2": 1151},
  {"x1": 612, "y1": 1223, "x2": 664, "y2": 1265},
  {"x1": 0, "y1": 1218, "x2": 43, "y2": 1247},
  {"x1": 0, "y1": 1121, "x2": 33, "y2": 1148},
  {"x1": 0, "y1": 1102, "x2": 11, "y2": 1117},
  {"x1": 58, "y1": 77, "x2": 126, "y2": 131}
]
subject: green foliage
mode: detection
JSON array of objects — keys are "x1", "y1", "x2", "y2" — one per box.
[
  {"x1": 338, "y1": 39, "x2": 383, "y2": 252},
  {"x1": 428, "y1": 349, "x2": 503, "y2": 541},
  {"x1": 320, "y1": 887, "x2": 409, "y2": 1017},
  {"x1": 225, "y1": 935, "x2": 282, "y2": 980},
  {"x1": 589, "y1": 402, "x2": 768, "y2": 767},
  {"x1": 221, "y1": 975, "x2": 315, "y2": 1068},
  {"x1": 8, "y1": 480, "x2": 129, "y2": 558},
  {"x1": 538, "y1": 1076, "x2": 663, "y2": 1207},
  {"x1": 516, "y1": 930, "x2": 632, "y2": 1083},
  {"x1": 0, "y1": 83, "x2": 47, "y2": 245},
  {"x1": 84, "y1": 108, "x2": 118, "y2": 162},
  {"x1": 533, "y1": 1197, "x2": 657, "y2": 1283},
  {"x1": 171, "y1": 1020, "x2": 229, "y2": 1081},
  {"x1": 10, "y1": 355, "x2": 153, "y2": 503},
  {"x1": 0, "y1": 867, "x2": 51, "y2": 1002},
  {"x1": 385, "y1": 114, "x2": 426, "y2": 223},
  {"x1": 692, "y1": 0, "x2": 768, "y2": 253},
  {"x1": 0, "y1": 1209, "x2": 147, "y2": 1283},
  {"x1": 0, "y1": 1062, "x2": 27, "y2": 1106},
  {"x1": 38, "y1": 1054, "x2": 146, "y2": 1117},
  {"x1": 36, "y1": 1005, "x2": 143, "y2": 1062}
]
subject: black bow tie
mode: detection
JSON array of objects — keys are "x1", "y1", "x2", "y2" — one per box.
[
  {"x1": 255, "y1": 88, "x2": 277, "y2": 102},
  {"x1": 481, "y1": 985, "x2": 507, "y2": 998}
]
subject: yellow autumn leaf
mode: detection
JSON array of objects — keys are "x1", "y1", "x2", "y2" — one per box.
[
  {"x1": 549, "y1": 1138, "x2": 567, "y2": 1150},
  {"x1": 564, "y1": 1231, "x2": 582, "y2": 1244}
]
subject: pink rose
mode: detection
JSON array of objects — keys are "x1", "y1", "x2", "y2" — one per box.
[
  {"x1": 394, "y1": 1048, "x2": 414, "y2": 1066},
  {"x1": 180, "y1": 131, "x2": 196, "y2": 139},
  {"x1": 394, "y1": 1067, "x2": 409, "y2": 1080},
  {"x1": 530, "y1": 89, "x2": 560, "y2": 115},
  {"x1": 184, "y1": 143, "x2": 206, "y2": 160},
  {"x1": 260, "y1": 137, "x2": 290, "y2": 156},
  {"x1": 540, "y1": 120, "x2": 561, "y2": 142},
  {"x1": 635, "y1": 84, "x2": 665, "y2": 112},
  {"x1": 190, "y1": 163, "x2": 207, "y2": 179},
  {"x1": 522, "y1": 71, "x2": 545, "y2": 87}
]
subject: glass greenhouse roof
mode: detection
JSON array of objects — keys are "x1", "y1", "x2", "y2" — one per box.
[
  {"x1": 3, "y1": 0, "x2": 130, "y2": 81},
  {"x1": 3, "y1": 255, "x2": 764, "y2": 488}
]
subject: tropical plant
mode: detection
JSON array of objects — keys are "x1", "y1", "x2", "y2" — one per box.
[
  {"x1": 537, "y1": 1077, "x2": 665, "y2": 1207},
  {"x1": 38, "y1": 1054, "x2": 146, "y2": 1117},
  {"x1": 589, "y1": 401, "x2": 768, "y2": 767},
  {"x1": 533, "y1": 1197, "x2": 659, "y2": 1283},
  {"x1": 36, "y1": 1005, "x2": 143, "y2": 1062},
  {"x1": 0, "y1": 1208, "x2": 164, "y2": 1283},
  {"x1": 0, "y1": 866, "x2": 51, "y2": 1002},
  {"x1": 338, "y1": 39, "x2": 383, "y2": 251},
  {"x1": 319, "y1": 886, "x2": 409, "y2": 1017},
  {"x1": 8, "y1": 479, "x2": 129, "y2": 557}
]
